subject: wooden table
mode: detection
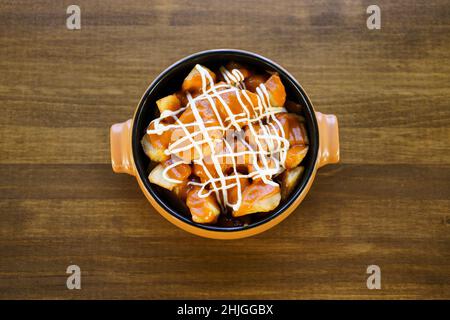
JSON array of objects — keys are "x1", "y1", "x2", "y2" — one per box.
[{"x1": 0, "y1": 0, "x2": 449, "y2": 299}]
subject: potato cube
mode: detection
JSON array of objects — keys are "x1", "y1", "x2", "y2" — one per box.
[
  {"x1": 233, "y1": 181, "x2": 281, "y2": 217},
  {"x1": 141, "y1": 134, "x2": 170, "y2": 162},
  {"x1": 186, "y1": 186, "x2": 221, "y2": 224},
  {"x1": 148, "y1": 164, "x2": 176, "y2": 191},
  {"x1": 182, "y1": 64, "x2": 216, "y2": 93},
  {"x1": 285, "y1": 145, "x2": 308, "y2": 169},
  {"x1": 264, "y1": 74, "x2": 286, "y2": 107},
  {"x1": 156, "y1": 94, "x2": 181, "y2": 114},
  {"x1": 281, "y1": 166, "x2": 304, "y2": 200}
]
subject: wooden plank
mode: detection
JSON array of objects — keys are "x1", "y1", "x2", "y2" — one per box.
[
  {"x1": 0, "y1": 237, "x2": 448, "y2": 299},
  {"x1": 0, "y1": 198, "x2": 448, "y2": 240}
]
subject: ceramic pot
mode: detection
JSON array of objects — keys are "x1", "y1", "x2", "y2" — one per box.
[{"x1": 110, "y1": 49, "x2": 339, "y2": 239}]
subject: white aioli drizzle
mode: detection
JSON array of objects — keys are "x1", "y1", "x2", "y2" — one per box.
[{"x1": 147, "y1": 64, "x2": 290, "y2": 211}]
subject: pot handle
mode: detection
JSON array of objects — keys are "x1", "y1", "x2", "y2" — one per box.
[
  {"x1": 110, "y1": 119, "x2": 135, "y2": 176},
  {"x1": 316, "y1": 112, "x2": 340, "y2": 168}
]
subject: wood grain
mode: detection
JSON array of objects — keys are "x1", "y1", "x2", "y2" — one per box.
[{"x1": 0, "y1": 0, "x2": 449, "y2": 299}]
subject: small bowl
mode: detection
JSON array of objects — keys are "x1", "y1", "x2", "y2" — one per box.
[{"x1": 110, "y1": 49, "x2": 339, "y2": 239}]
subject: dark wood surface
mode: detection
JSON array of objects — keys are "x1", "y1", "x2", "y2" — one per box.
[{"x1": 0, "y1": 0, "x2": 449, "y2": 299}]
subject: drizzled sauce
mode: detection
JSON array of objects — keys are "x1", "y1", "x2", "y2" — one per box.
[{"x1": 147, "y1": 64, "x2": 290, "y2": 212}]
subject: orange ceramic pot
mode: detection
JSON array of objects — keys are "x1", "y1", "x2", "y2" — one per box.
[{"x1": 110, "y1": 49, "x2": 339, "y2": 239}]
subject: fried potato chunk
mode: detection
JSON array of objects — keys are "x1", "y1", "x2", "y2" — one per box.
[
  {"x1": 156, "y1": 94, "x2": 181, "y2": 114},
  {"x1": 281, "y1": 166, "x2": 304, "y2": 200},
  {"x1": 264, "y1": 74, "x2": 286, "y2": 108},
  {"x1": 148, "y1": 164, "x2": 177, "y2": 191},
  {"x1": 141, "y1": 133, "x2": 170, "y2": 162},
  {"x1": 162, "y1": 158, "x2": 192, "y2": 182},
  {"x1": 244, "y1": 74, "x2": 269, "y2": 93},
  {"x1": 213, "y1": 138, "x2": 252, "y2": 173},
  {"x1": 169, "y1": 101, "x2": 223, "y2": 161},
  {"x1": 186, "y1": 186, "x2": 221, "y2": 224},
  {"x1": 227, "y1": 177, "x2": 251, "y2": 206},
  {"x1": 192, "y1": 158, "x2": 223, "y2": 184},
  {"x1": 175, "y1": 91, "x2": 189, "y2": 107},
  {"x1": 214, "y1": 89, "x2": 258, "y2": 127},
  {"x1": 225, "y1": 61, "x2": 251, "y2": 79},
  {"x1": 233, "y1": 181, "x2": 281, "y2": 217},
  {"x1": 273, "y1": 112, "x2": 309, "y2": 146},
  {"x1": 182, "y1": 64, "x2": 216, "y2": 93},
  {"x1": 173, "y1": 176, "x2": 198, "y2": 202},
  {"x1": 285, "y1": 145, "x2": 308, "y2": 169},
  {"x1": 247, "y1": 157, "x2": 279, "y2": 182}
]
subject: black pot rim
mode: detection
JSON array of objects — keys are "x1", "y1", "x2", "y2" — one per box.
[{"x1": 131, "y1": 49, "x2": 319, "y2": 232}]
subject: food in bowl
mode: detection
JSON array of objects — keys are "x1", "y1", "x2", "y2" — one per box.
[{"x1": 141, "y1": 62, "x2": 309, "y2": 226}]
